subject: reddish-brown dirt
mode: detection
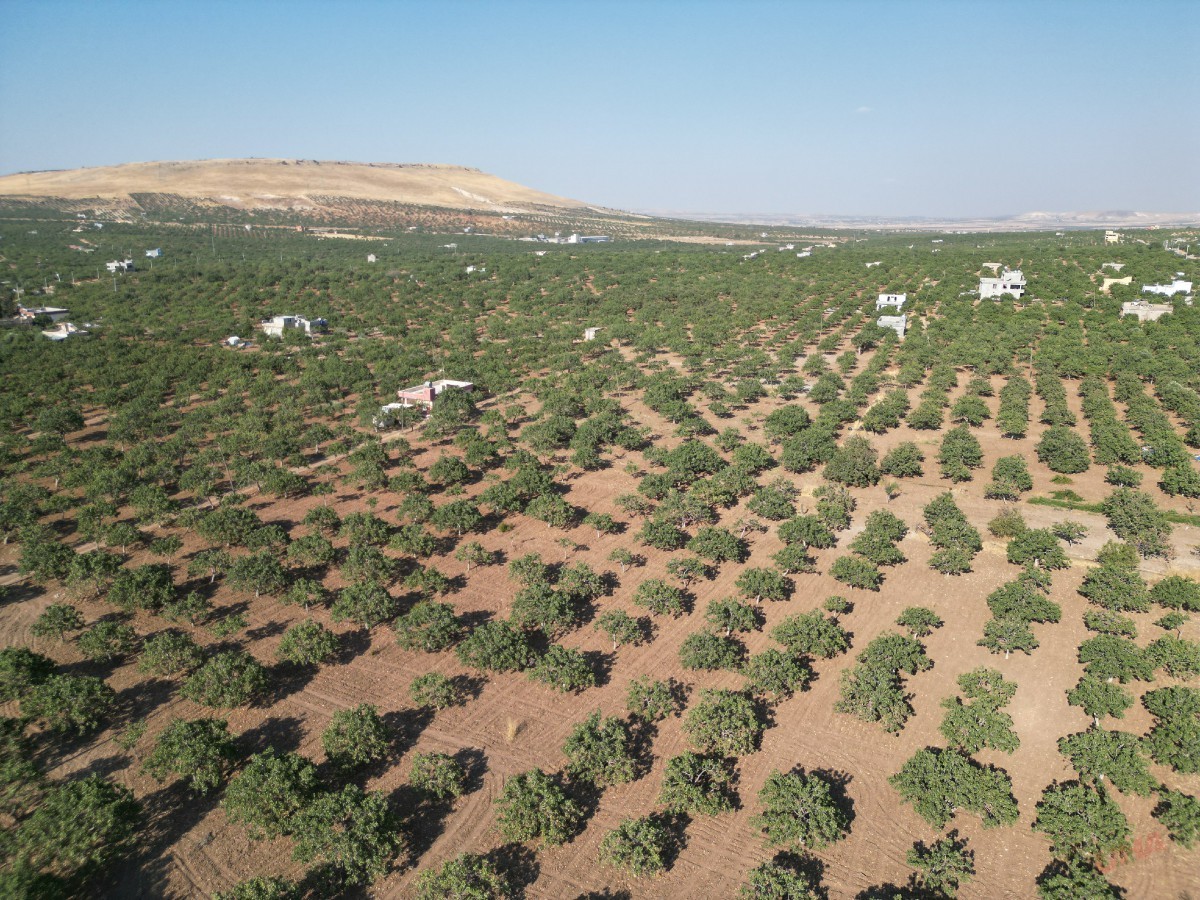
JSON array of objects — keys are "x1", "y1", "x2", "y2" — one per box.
[{"x1": 2, "y1": 359, "x2": 1198, "y2": 899}]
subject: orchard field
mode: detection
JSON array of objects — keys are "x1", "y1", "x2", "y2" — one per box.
[{"x1": 1, "y1": 214, "x2": 1199, "y2": 899}]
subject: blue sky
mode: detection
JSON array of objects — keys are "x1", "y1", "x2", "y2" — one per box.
[{"x1": 1, "y1": 0, "x2": 1197, "y2": 217}]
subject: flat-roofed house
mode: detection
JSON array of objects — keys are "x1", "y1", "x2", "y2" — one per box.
[
  {"x1": 877, "y1": 314, "x2": 907, "y2": 339},
  {"x1": 979, "y1": 268, "x2": 1026, "y2": 299},
  {"x1": 876, "y1": 293, "x2": 906, "y2": 311},
  {"x1": 396, "y1": 379, "x2": 474, "y2": 409}
]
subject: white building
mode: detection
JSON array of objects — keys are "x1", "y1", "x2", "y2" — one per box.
[
  {"x1": 42, "y1": 322, "x2": 88, "y2": 341},
  {"x1": 876, "y1": 293, "x2": 906, "y2": 311},
  {"x1": 1105, "y1": 230, "x2": 1122, "y2": 244},
  {"x1": 1121, "y1": 301, "x2": 1174, "y2": 323},
  {"x1": 979, "y1": 268, "x2": 1026, "y2": 299},
  {"x1": 877, "y1": 314, "x2": 907, "y2": 339},
  {"x1": 367, "y1": 254, "x2": 377, "y2": 263},
  {"x1": 259, "y1": 315, "x2": 328, "y2": 338},
  {"x1": 105, "y1": 258, "x2": 134, "y2": 273},
  {"x1": 583, "y1": 327, "x2": 600, "y2": 341},
  {"x1": 145, "y1": 248, "x2": 162, "y2": 258},
  {"x1": 1142, "y1": 279, "x2": 1193, "y2": 298}
]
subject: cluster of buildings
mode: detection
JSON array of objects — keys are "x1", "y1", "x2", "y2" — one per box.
[
  {"x1": 527, "y1": 233, "x2": 612, "y2": 244},
  {"x1": 16, "y1": 305, "x2": 87, "y2": 341}
]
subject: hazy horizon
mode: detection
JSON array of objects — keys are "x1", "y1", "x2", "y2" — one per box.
[{"x1": 1, "y1": 0, "x2": 1197, "y2": 218}]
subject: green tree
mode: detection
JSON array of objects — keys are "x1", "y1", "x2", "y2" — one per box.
[
  {"x1": 291, "y1": 784, "x2": 401, "y2": 886},
  {"x1": 1154, "y1": 789, "x2": 1200, "y2": 849},
  {"x1": 275, "y1": 620, "x2": 339, "y2": 666},
  {"x1": 736, "y1": 567, "x2": 792, "y2": 604},
  {"x1": 906, "y1": 832, "x2": 975, "y2": 900},
  {"x1": 77, "y1": 621, "x2": 138, "y2": 664},
  {"x1": 225, "y1": 748, "x2": 324, "y2": 844},
  {"x1": 138, "y1": 630, "x2": 204, "y2": 676},
  {"x1": 22, "y1": 674, "x2": 115, "y2": 734},
  {"x1": 880, "y1": 442, "x2": 925, "y2": 478},
  {"x1": 594, "y1": 610, "x2": 646, "y2": 650},
  {"x1": 753, "y1": 769, "x2": 850, "y2": 850},
  {"x1": 739, "y1": 859, "x2": 820, "y2": 899},
  {"x1": 413, "y1": 853, "x2": 510, "y2": 900},
  {"x1": 705, "y1": 598, "x2": 760, "y2": 637},
  {"x1": 599, "y1": 815, "x2": 673, "y2": 877},
  {"x1": 633, "y1": 578, "x2": 687, "y2": 617},
  {"x1": 228, "y1": 551, "x2": 289, "y2": 599},
  {"x1": 823, "y1": 436, "x2": 880, "y2": 487},
  {"x1": 743, "y1": 649, "x2": 810, "y2": 701},
  {"x1": 684, "y1": 689, "x2": 763, "y2": 756},
  {"x1": 455, "y1": 621, "x2": 536, "y2": 672},
  {"x1": 332, "y1": 579, "x2": 399, "y2": 629},
  {"x1": 409, "y1": 751, "x2": 466, "y2": 800},
  {"x1": 323, "y1": 703, "x2": 390, "y2": 773},
  {"x1": 394, "y1": 601, "x2": 461, "y2": 652},
  {"x1": 180, "y1": 650, "x2": 268, "y2": 708},
  {"x1": 660, "y1": 752, "x2": 735, "y2": 816},
  {"x1": 679, "y1": 632, "x2": 745, "y2": 671},
  {"x1": 938, "y1": 426, "x2": 984, "y2": 482},
  {"x1": 142, "y1": 717, "x2": 237, "y2": 794},
  {"x1": 1031, "y1": 781, "x2": 1130, "y2": 864},
  {"x1": 563, "y1": 711, "x2": 636, "y2": 786},
  {"x1": 830, "y1": 555, "x2": 883, "y2": 591},
  {"x1": 890, "y1": 748, "x2": 1018, "y2": 830},
  {"x1": 0, "y1": 646, "x2": 55, "y2": 702},
  {"x1": 627, "y1": 675, "x2": 685, "y2": 723},
  {"x1": 494, "y1": 768, "x2": 581, "y2": 846},
  {"x1": 9, "y1": 775, "x2": 139, "y2": 887},
  {"x1": 1058, "y1": 728, "x2": 1155, "y2": 796},
  {"x1": 529, "y1": 644, "x2": 596, "y2": 693},
  {"x1": 772, "y1": 610, "x2": 850, "y2": 659},
  {"x1": 213, "y1": 877, "x2": 300, "y2": 900},
  {"x1": 1036, "y1": 426, "x2": 1092, "y2": 474},
  {"x1": 31, "y1": 604, "x2": 84, "y2": 641},
  {"x1": 409, "y1": 672, "x2": 464, "y2": 710}
]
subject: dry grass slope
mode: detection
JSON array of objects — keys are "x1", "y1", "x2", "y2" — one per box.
[{"x1": 0, "y1": 158, "x2": 591, "y2": 213}]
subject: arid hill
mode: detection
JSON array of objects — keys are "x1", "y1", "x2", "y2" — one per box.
[{"x1": 0, "y1": 158, "x2": 592, "y2": 214}]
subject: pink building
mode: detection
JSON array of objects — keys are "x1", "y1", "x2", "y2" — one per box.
[{"x1": 396, "y1": 379, "x2": 474, "y2": 409}]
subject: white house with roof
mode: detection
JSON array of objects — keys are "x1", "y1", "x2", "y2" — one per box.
[
  {"x1": 1142, "y1": 279, "x2": 1192, "y2": 298},
  {"x1": 259, "y1": 315, "x2": 328, "y2": 338},
  {"x1": 395, "y1": 379, "x2": 474, "y2": 409},
  {"x1": 42, "y1": 322, "x2": 88, "y2": 341},
  {"x1": 1105, "y1": 230, "x2": 1122, "y2": 244},
  {"x1": 979, "y1": 268, "x2": 1026, "y2": 299},
  {"x1": 105, "y1": 258, "x2": 134, "y2": 273},
  {"x1": 1121, "y1": 301, "x2": 1174, "y2": 323},
  {"x1": 877, "y1": 314, "x2": 907, "y2": 339},
  {"x1": 876, "y1": 293, "x2": 906, "y2": 311},
  {"x1": 145, "y1": 248, "x2": 162, "y2": 258}
]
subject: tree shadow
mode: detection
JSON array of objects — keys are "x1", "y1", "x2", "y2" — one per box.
[
  {"x1": 773, "y1": 851, "x2": 829, "y2": 900},
  {"x1": 485, "y1": 842, "x2": 541, "y2": 899},
  {"x1": 245, "y1": 619, "x2": 288, "y2": 641},
  {"x1": 585, "y1": 650, "x2": 616, "y2": 688},
  {"x1": 237, "y1": 714, "x2": 304, "y2": 756},
  {"x1": 337, "y1": 627, "x2": 375, "y2": 664},
  {"x1": 575, "y1": 891, "x2": 631, "y2": 900},
  {"x1": 114, "y1": 676, "x2": 177, "y2": 722},
  {"x1": 265, "y1": 660, "x2": 320, "y2": 703},
  {"x1": 454, "y1": 746, "x2": 489, "y2": 794},
  {"x1": 380, "y1": 706, "x2": 435, "y2": 757}
]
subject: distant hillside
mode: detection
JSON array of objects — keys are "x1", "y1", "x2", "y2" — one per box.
[{"x1": 0, "y1": 158, "x2": 593, "y2": 214}]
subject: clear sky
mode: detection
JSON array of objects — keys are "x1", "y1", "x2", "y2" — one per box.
[{"x1": 1, "y1": 0, "x2": 1197, "y2": 217}]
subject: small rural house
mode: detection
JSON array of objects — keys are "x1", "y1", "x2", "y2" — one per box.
[
  {"x1": 1105, "y1": 230, "x2": 1122, "y2": 244},
  {"x1": 876, "y1": 293, "x2": 906, "y2": 311},
  {"x1": 583, "y1": 327, "x2": 600, "y2": 341},
  {"x1": 145, "y1": 248, "x2": 162, "y2": 258},
  {"x1": 259, "y1": 315, "x2": 328, "y2": 338},
  {"x1": 1121, "y1": 301, "x2": 1174, "y2": 323},
  {"x1": 105, "y1": 259, "x2": 135, "y2": 273},
  {"x1": 17, "y1": 305, "x2": 70, "y2": 322},
  {"x1": 367, "y1": 254, "x2": 377, "y2": 263},
  {"x1": 877, "y1": 314, "x2": 907, "y2": 339},
  {"x1": 979, "y1": 268, "x2": 1026, "y2": 299},
  {"x1": 42, "y1": 322, "x2": 88, "y2": 341},
  {"x1": 396, "y1": 379, "x2": 474, "y2": 410}
]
